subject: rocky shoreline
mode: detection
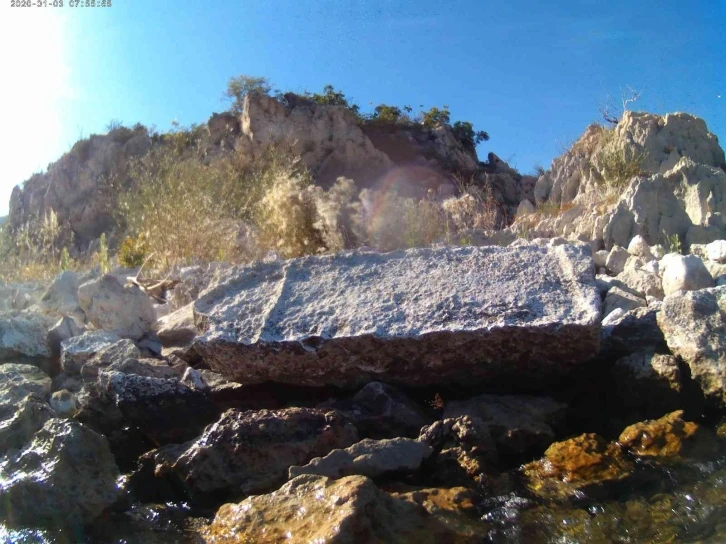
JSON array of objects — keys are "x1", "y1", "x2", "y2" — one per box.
[{"x1": 1, "y1": 233, "x2": 726, "y2": 542}]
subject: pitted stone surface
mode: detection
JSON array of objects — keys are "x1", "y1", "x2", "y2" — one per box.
[{"x1": 194, "y1": 245, "x2": 600, "y2": 388}]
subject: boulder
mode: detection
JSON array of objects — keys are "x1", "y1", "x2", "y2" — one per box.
[
  {"x1": 194, "y1": 245, "x2": 601, "y2": 389},
  {"x1": 616, "y1": 260, "x2": 663, "y2": 299},
  {"x1": 80, "y1": 338, "x2": 141, "y2": 381},
  {"x1": 319, "y1": 381, "x2": 430, "y2": 439},
  {"x1": 47, "y1": 315, "x2": 84, "y2": 365},
  {"x1": 0, "y1": 312, "x2": 52, "y2": 362},
  {"x1": 661, "y1": 254, "x2": 714, "y2": 295},
  {"x1": 627, "y1": 235, "x2": 654, "y2": 260},
  {"x1": 202, "y1": 474, "x2": 475, "y2": 543},
  {"x1": 0, "y1": 363, "x2": 51, "y2": 412},
  {"x1": 155, "y1": 303, "x2": 197, "y2": 347},
  {"x1": 0, "y1": 394, "x2": 56, "y2": 455},
  {"x1": 657, "y1": 286, "x2": 726, "y2": 406},
  {"x1": 38, "y1": 270, "x2": 83, "y2": 320},
  {"x1": 442, "y1": 394, "x2": 566, "y2": 456},
  {"x1": 605, "y1": 246, "x2": 630, "y2": 275},
  {"x1": 706, "y1": 240, "x2": 726, "y2": 264},
  {"x1": 522, "y1": 433, "x2": 633, "y2": 499},
  {"x1": 78, "y1": 274, "x2": 156, "y2": 340},
  {"x1": 600, "y1": 306, "x2": 666, "y2": 358},
  {"x1": 289, "y1": 437, "x2": 432, "y2": 480},
  {"x1": 97, "y1": 369, "x2": 218, "y2": 445},
  {"x1": 0, "y1": 418, "x2": 120, "y2": 530},
  {"x1": 603, "y1": 286, "x2": 646, "y2": 317},
  {"x1": 134, "y1": 407, "x2": 358, "y2": 504},
  {"x1": 60, "y1": 330, "x2": 121, "y2": 374},
  {"x1": 517, "y1": 199, "x2": 536, "y2": 217}
]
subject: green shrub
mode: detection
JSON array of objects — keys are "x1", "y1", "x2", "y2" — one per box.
[
  {"x1": 664, "y1": 231, "x2": 682, "y2": 254},
  {"x1": 596, "y1": 128, "x2": 645, "y2": 189},
  {"x1": 421, "y1": 106, "x2": 450, "y2": 128},
  {"x1": 117, "y1": 234, "x2": 149, "y2": 268},
  {"x1": 224, "y1": 75, "x2": 273, "y2": 114},
  {"x1": 60, "y1": 247, "x2": 73, "y2": 271},
  {"x1": 452, "y1": 121, "x2": 489, "y2": 150},
  {"x1": 97, "y1": 233, "x2": 110, "y2": 274},
  {"x1": 371, "y1": 104, "x2": 402, "y2": 124}
]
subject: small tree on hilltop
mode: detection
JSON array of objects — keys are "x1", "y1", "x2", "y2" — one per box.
[
  {"x1": 452, "y1": 121, "x2": 489, "y2": 151},
  {"x1": 224, "y1": 75, "x2": 273, "y2": 114}
]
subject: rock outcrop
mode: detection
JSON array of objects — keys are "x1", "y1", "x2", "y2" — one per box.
[
  {"x1": 194, "y1": 244, "x2": 601, "y2": 388},
  {"x1": 657, "y1": 286, "x2": 726, "y2": 406},
  {"x1": 0, "y1": 418, "x2": 120, "y2": 530}
]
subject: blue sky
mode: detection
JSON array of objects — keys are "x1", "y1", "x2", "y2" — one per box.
[{"x1": 1, "y1": 0, "x2": 724, "y2": 215}]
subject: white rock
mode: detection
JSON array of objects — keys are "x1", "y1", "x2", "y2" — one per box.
[
  {"x1": 650, "y1": 245, "x2": 666, "y2": 259},
  {"x1": 593, "y1": 250, "x2": 609, "y2": 268},
  {"x1": 0, "y1": 312, "x2": 53, "y2": 361},
  {"x1": 603, "y1": 287, "x2": 646, "y2": 317},
  {"x1": 605, "y1": 246, "x2": 630, "y2": 275},
  {"x1": 78, "y1": 274, "x2": 156, "y2": 340},
  {"x1": 60, "y1": 330, "x2": 121, "y2": 374},
  {"x1": 627, "y1": 235, "x2": 654, "y2": 260},
  {"x1": 660, "y1": 254, "x2": 715, "y2": 295},
  {"x1": 706, "y1": 240, "x2": 726, "y2": 263},
  {"x1": 516, "y1": 199, "x2": 536, "y2": 217}
]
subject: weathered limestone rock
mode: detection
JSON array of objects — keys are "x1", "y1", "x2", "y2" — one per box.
[
  {"x1": 522, "y1": 433, "x2": 633, "y2": 499},
  {"x1": 616, "y1": 260, "x2": 664, "y2": 299},
  {"x1": 661, "y1": 254, "x2": 714, "y2": 295},
  {"x1": 443, "y1": 394, "x2": 566, "y2": 456},
  {"x1": 202, "y1": 474, "x2": 476, "y2": 543},
  {"x1": 319, "y1": 381, "x2": 430, "y2": 439},
  {"x1": 134, "y1": 408, "x2": 358, "y2": 503},
  {"x1": 39, "y1": 270, "x2": 83, "y2": 320},
  {"x1": 289, "y1": 437, "x2": 431, "y2": 480},
  {"x1": 706, "y1": 240, "x2": 726, "y2": 264},
  {"x1": 194, "y1": 245, "x2": 601, "y2": 388},
  {"x1": 657, "y1": 286, "x2": 726, "y2": 406},
  {"x1": 603, "y1": 286, "x2": 646, "y2": 317},
  {"x1": 0, "y1": 418, "x2": 120, "y2": 530},
  {"x1": 0, "y1": 312, "x2": 52, "y2": 362},
  {"x1": 618, "y1": 410, "x2": 706, "y2": 458},
  {"x1": 60, "y1": 330, "x2": 121, "y2": 374},
  {"x1": 78, "y1": 274, "x2": 156, "y2": 340},
  {"x1": 605, "y1": 246, "x2": 630, "y2": 275},
  {"x1": 627, "y1": 235, "x2": 654, "y2": 260}
]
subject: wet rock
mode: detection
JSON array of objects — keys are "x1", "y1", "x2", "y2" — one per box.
[
  {"x1": 98, "y1": 369, "x2": 218, "y2": 446},
  {"x1": 38, "y1": 270, "x2": 83, "y2": 320},
  {"x1": 610, "y1": 352, "x2": 681, "y2": 415},
  {"x1": 657, "y1": 286, "x2": 726, "y2": 406},
  {"x1": 603, "y1": 286, "x2": 646, "y2": 317},
  {"x1": 0, "y1": 418, "x2": 121, "y2": 530},
  {"x1": 78, "y1": 274, "x2": 157, "y2": 340},
  {"x1": 80, "y1": 338, "x2": 141, "y2": 381},
  {"x1": 0, "y1": 363, "x2": 51, "y2": 411},
  {"x1": 60, "y1": 330, "x2": 121, "y2": 374},
  {"x1": 194, "y1": 245, "x2": 601, "y2": 389},
  {"x1": 0, "y1": 394, "x2": 55, "y2": 455},
  {"x1": 49, "y1": 389, "x2": 80, "y2": 417},
  {"x1": 135, "y1": 407, "x2": 358, "y2": 504},
  {"x1": 661, "y1": 253, "x2": 714, "y2": 295},
  {"x1": 0, "y1": 312, "x2": 52, "y2": 362},
  {"x1": 418, "y1": 416, "x2": 498, "y2": 484},
  {"x1": 522, "y1": 433, "x2": 633, "y2": 499},
  {"x1": 319, "y1": 381, "x2": 430, "y2": 439},
  {"x1": 618, "y1": 410, "x2": 706, "y2": 457},
  {"x1": 289, "y1": 437, "x2": 432, "y2": 480},
  {"x1": 443, "y1": 394, "x2": 567, "y2": 456},
  {"x1": 202, "y1": 474, "x2": 474, "y2": 543}
]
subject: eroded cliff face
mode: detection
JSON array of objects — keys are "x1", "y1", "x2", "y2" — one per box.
[{"x1": 6, "y1": 94, "x2": 486, "y2": 250}]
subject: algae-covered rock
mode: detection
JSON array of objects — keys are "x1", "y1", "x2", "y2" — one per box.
[{"x1": 618, "y1": 410, "x2": 707, "y2": 457}]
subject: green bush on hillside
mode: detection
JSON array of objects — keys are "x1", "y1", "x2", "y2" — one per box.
[{"x1": 224, "y1": 75, "x2": 273, "y2": 114}]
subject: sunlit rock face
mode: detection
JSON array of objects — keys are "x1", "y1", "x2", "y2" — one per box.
[{"x1": 194, "y1": 244, "x2": 601, "y2": 389}]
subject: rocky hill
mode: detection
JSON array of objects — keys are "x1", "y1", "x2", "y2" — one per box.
[{"x1": 6, "y1": 93, "x2": 533, "y2": 252}]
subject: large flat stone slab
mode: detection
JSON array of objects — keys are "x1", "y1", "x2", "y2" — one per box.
[{"x1": 193, "y1": 245, "x2": 601, "y2": 388}]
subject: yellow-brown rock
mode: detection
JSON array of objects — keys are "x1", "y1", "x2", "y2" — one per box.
[
  {"x1": 522, "y1": 433, "x2": 633, "y2": 499},
  {"x1": 618, "y1": 410, "x2": 702, "y2": 457}
]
